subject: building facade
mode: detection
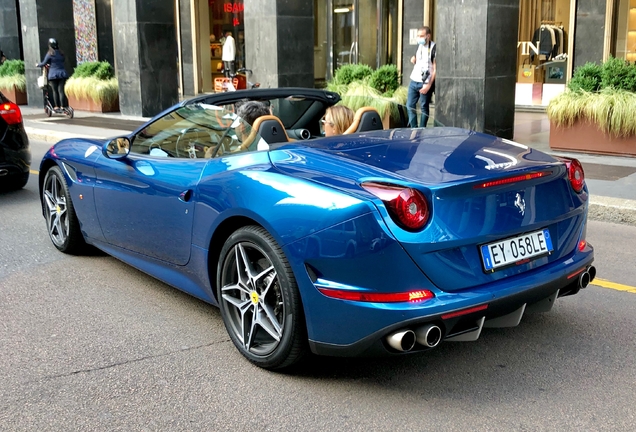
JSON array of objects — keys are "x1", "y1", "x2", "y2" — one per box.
[{"x1": 0, "y1": 0, "x2": 630, "y2": 136}]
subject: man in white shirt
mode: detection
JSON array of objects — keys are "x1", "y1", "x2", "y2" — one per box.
[
  {"x1": 406, "y1": 27, "x2": 436, "y2": 128},
  {"x1": 222, "y1": 32, "x2": 236, "y2": 78}
]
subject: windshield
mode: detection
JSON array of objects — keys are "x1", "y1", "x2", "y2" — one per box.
[{"x1": 131, "y1": 103, "x2": 264, "y2": 159}]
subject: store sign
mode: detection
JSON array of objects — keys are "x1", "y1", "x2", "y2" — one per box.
[
  {"x1": 517, "y1": 41, "x2": 540, "y2": 56},
  {"x1": 224, "y1": 2, "x2": 244, "y2": 13},
  {"x1": 223, "y1": 2, "x2": 243, "y2": 26}
]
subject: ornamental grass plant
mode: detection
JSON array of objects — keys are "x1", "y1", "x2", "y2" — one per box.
[
  {"x1": 65, "y1": 61, "x2": 119, "y2": 105},
  {"x1": 326, "y1": 64, "x2": 407, "y2": 122},
  {"x1": 0, "y1": 60, "x2": 26, "y2": 92},
  {"x1": 548, "y1": 57, "x2": 636, "y2": 137}
]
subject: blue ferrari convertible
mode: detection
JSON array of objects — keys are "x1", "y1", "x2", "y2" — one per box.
[{"x1": 39, "y1": 88, "x2": 595, "y2": 370}]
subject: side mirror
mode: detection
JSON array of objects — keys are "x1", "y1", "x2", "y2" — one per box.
[{"x1": 104, "y1": 137, "x2": 131, "y2": 159}]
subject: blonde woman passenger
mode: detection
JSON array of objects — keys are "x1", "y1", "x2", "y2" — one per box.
[{"x1": 322, "y1": 105, "x2": 354, "y2": 137}]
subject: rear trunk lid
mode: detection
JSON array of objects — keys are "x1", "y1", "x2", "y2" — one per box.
[{"x1": 271, "y1": 128, "x2": 587, "y2": 292}]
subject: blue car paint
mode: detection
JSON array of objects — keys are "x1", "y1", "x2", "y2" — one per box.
[
  {"x1": 40, "y1": 123, "x2": 594, "y2": 356},
  {"x1": 41, "y1": 139, "x2": 105, "y2": 241}
]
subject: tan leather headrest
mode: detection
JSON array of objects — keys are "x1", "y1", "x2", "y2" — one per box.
[{"x1": 343, "y1": 106, "x2": 383, "y2": 134}]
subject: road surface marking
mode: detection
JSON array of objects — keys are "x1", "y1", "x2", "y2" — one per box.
[
  {"x1": 30, "y1": 170, "x2": 39, "y2": 175},
  {"x1": 592, "y1": 278, "x2": 636, "y2": 294}
]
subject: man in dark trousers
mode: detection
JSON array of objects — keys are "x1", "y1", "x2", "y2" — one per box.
[{"x1": 406, "y1": 27, "x2": 436, "y2": 128}]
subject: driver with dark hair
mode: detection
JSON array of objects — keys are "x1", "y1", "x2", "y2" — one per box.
[{"x1": 236, "y1": 100, "x2": 271, "y2": 126}]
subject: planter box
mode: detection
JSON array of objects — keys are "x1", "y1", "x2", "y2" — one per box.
[
  {"x1": 550, "y1": 120, "x2": 636, "y2": 157},
  {"x1": 1, "y1": 86, "x2": 27, "y2": 105},
  {"x1": 68, "y1": 94, "x2": 119, "y2": 113}
]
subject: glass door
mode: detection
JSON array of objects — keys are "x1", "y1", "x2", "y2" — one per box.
[
  {"x1": 333, "y1": 0, "x2": 356, "y2": 69},
  {"x1": 357, "y1": 0, "x2": 379, "y2": 67},
  {"x1": 320, "y1": 0, "x2": 399, "y2": 83}
]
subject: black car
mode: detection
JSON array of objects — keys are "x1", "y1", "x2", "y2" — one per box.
[{"x1": 0, "y1": 91, "x2": 30, "y2": 189}]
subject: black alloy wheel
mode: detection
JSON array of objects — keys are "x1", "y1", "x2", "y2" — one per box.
[{"x1": 217, "y1": 226, "x2": 307, "y2": 370}]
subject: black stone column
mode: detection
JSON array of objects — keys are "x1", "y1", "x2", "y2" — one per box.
[
  {"x1": 573, "y1": 0, "x2": 606, "y2": 69},
  {"x1": 244, "y1": 0, "x2": 314, "y2": 88},
  {"x1": 19, "y1": 0, "x2": 76, "y2": 107},
  {"x1": 95, "y1": 0, "x2": 114, "y2": 65},
  {"x1": 0, "y1": 0, "x2": 22, "y2": 60},
  {"x1": 113, "y1": 0, "x2": 178, "y2": 117},
  {"x1": 178, "y1": 0, "x2": 195, "y2": 97},
  {"x1": 401, "y1": 0, "x2": 424, "y2": 86},
  {"x1": 435, "y1": 0, "x2": 519, "y2": 139}
]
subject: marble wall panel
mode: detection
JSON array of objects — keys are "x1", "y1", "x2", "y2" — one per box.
[
  {"x1": 573, "y1": 0, "x2": 606, "y2": 69},
  {"x1": 435, "y1": 0, "x2": 519, "y2": 138},
  {"x1": 95, "y1": 0, "x2": 114, "y2": 65},
  {"x1": 0, "y1": 0, "x2": 22, "y2": 59}
]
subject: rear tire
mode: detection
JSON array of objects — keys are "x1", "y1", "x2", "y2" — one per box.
[
  {"x1": 64, "y1": 107, "x2": 74, "y2": 119},
  {"x1": 42, "y1": 166, "x2": 87, "y2": 254},
  {"x1": 217, "y1": 226, "x2": 307, "y2": 370},
  {"x1": 45, "y1": 106, "x2": 52, "y2": 117}
]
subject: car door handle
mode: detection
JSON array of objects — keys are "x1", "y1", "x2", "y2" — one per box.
[{"x1": 179, "y1": 190, "x2": 193, "y2": 202}]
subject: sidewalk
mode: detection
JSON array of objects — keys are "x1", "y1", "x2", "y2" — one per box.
[{"x1": 20, "y1": 105, "x2": 636, "y2": 226}]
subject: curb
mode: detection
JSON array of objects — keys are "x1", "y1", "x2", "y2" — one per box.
[
  {"x1": 25, "y1": 126, "x2": 104, "y2": 143},
  {"x1": 589, "y1": 196, "x2": 636, "y2": 226}
]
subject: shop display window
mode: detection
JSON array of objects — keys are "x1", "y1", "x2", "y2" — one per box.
[
  {"x1": 516, "y1": 0, "x2": 573, "y2": 106},
  {"x1": 209, "y1": 0, "x2": 245, "y2": 77},
  {"x1": 615, "y1": 0, "x2": 636, "y2": 62}
]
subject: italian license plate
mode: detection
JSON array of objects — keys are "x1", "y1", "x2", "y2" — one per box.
[{"x1": 480, "y1": 229, "x2": 553, "y2": 272}]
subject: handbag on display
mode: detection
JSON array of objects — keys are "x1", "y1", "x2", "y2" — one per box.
[
  {"x1": 37, "y1": 68, "x2": 48, "y2": 89},
  {"x1": 517, "y1": 58, "x2": 543, "y2": 84}
]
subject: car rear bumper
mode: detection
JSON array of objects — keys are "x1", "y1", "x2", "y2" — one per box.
[{"x1": 295, "y1": 244, "x2": 594, "y2": 357}]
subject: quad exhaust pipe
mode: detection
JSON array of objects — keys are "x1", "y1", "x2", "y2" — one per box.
[
  {"x1": 578, "y1": 265, "x2": 596, "y2": 289},
  {"x1": 386, "y1": 324, "x2": 442, "y2": 352},
  {"x1": 386, "y1": 330, "x2": 416, "y2": 352},
  {"x1": 415, "y1": 324, "x2": 442, "y2": 348}
]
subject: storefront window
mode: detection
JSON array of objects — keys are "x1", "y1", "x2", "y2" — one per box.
[
  {"x1": 313, "y1": 0, "x2": 399, "y2": 86},
  {"x1": 615, "y1": 0, "x2": 636, "y2": 62},
  {"x1": 516, "y1": 0, "x2": 573, "y2": 106},
  {"x1": 209, "y1": 0, "x2": 245, "y2": 78}
]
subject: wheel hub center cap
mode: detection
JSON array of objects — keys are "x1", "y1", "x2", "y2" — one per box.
[{"x1": 250, "y1": 291, "x2": 260, "y2": 304}]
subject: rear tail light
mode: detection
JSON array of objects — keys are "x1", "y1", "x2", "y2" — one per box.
[
  {"x1": 361, "y1": 182, "x2": 430, "y2": 231},
  {"x1": 318, "y1": 288, "x2": 435, "y2": 303},
  {"x1": 557, "y1": 157, "x2": 585, "y2": 193},
  {"x1": 0, "y1": 102, "x2": 23, "y2": 125}
]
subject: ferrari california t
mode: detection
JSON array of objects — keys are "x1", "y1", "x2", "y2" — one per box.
[{"x1": 40, "y1": 88, "x2": 595, "y2": 370}]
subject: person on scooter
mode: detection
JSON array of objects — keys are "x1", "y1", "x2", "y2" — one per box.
[{"x1": 36, "y1": 38, "x2": 69, "y2": 111}]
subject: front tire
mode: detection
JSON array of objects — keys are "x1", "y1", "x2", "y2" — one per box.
[
  {"x1": 42, "y1": 166, "x2": 87, "y2": 254},
  {"x1": 217, "y1": 226, "x2": 307, "y2": 370}
]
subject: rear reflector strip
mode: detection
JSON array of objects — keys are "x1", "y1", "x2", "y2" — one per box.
[
  {"x1": 318, "y1": 288, "x2": 435, "y2": 303},
  {"x1": 474, "y1": 171, "x2": 552, "y2": 189},
  {"x1": 441, "y1": 304, "x2": 489, "y2": 320},
  {"x1": 567, "y1": 268, "x2": 586, "y2": 279}
]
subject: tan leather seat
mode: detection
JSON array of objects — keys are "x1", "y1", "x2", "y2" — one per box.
[
  {"x1": 343, "y1": 106, "x2": 384, "y2": 134},
  {"x1": 235, "y1": 114, "x2": 289, "y2": 153}
]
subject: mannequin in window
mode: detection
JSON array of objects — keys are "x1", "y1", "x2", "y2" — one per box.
[{"x1": 222, "y1": 32, "x2": 236, "y2": 78}]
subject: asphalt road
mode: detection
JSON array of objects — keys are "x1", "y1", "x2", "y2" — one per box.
[{"x1": 1, "y1": 140, "x2": 635, "y2": 431}]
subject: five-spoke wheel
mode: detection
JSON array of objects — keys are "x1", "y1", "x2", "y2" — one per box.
[
  {"x1": 42, "y1": 166, "x2": 86, "y2": 254},
  {"x1": 218, "y1": 226, "x2": 306, "y2": 369}
]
